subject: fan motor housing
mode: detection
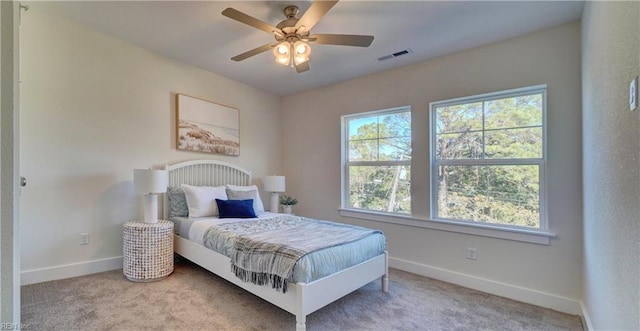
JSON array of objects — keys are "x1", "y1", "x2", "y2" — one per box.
[
  {"x1": 282, "y1": 5, "x2": 299, "y2": 19},
  {"x1": 276, "y1": 6, "x2": 302, "y2": 33}
]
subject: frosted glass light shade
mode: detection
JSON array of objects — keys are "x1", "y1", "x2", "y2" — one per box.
[
  {"x1": 263, "y1": 176, "x2": 285, "y2": 193},
  {"x1": 134, "y1": 169, "x2": 168, "y2": 194},
  {"x1": 273, "y1": 42, "x2": 291, "y2": 66},
  {"x1": 293, "y1": 40, "x2": 310, "y2": 65}
]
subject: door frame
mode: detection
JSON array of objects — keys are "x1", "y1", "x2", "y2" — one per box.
[{"x1": 1, "y1": 0, "x2": 21, "y2": 325}]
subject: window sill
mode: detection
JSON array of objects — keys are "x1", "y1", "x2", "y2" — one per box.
[{"x1": 339, "y1": 208, "x2": 555, "y2": 245}]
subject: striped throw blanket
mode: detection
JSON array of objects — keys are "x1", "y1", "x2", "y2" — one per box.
[{"x1": 217, "y1": 215, "x2": 381, "y2": 293}]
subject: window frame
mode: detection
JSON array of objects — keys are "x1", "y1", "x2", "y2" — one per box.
[
  {"x1": 429, "y1": 84, "x2": 548, "y2": 233},
  {"x1": 341, "y1": 105, "x2": 412, "y2": 215}
]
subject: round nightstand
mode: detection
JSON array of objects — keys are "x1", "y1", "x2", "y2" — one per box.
[{"x1": 122, "y1": 220, "x2": 174, "y2": 282}]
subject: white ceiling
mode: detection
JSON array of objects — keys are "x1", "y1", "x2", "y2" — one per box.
[{"x1": 26, "y1": 1, "x2": 584, "y2": 96}]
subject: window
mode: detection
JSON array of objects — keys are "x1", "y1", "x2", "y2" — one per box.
[
  {"x1": 430, "y1": 85, "x2": 546, "y2": 231},
  {"x1": 342, "y1": 107, "x2": 411, "y2": 214}
]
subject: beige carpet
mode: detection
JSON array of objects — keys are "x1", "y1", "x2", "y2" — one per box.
[{"x1": 22, "y1": 259, "x2": 582, "y2": 331}]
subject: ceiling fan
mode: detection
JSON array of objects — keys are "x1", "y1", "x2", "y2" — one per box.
[{"x1": 222, "y1": 0, "x2": 374, "y2": 73}]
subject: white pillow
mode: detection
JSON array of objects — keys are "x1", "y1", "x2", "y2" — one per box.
[
  {"x1": 225, "y1": 184, "x2": 265, "y2": 213},
  {"x1": 181, "y1": 184, "x2": 228, "y2": 218}
]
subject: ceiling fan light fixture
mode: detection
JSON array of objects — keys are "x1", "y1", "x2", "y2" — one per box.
[
  {"x1": 293, "y1": 40, "x2": 311, "y2": 65},
  {"x1": 223, "y1": 1, "x2": 373, "y2": 73},
  {"x1": 273, "y1": 42, "x2": 291, "y2": 66},
  {"x1": 276, "y1": 43, "x2": 289, "y2": 54}
]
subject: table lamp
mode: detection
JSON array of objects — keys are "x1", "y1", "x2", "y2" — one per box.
[
  {"x1": 134, "y1": 168, "x2": 168, "y2": 223},
  {"x1": 263, "y1": 175, "x2": 285, "y2": 213}
]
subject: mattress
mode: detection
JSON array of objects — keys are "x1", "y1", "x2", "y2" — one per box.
[{"x1": 171, "y1": 213, "x2": 386, "y2": 283}]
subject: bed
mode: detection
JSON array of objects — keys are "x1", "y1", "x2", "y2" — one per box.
[{"x1": 163, "y1": 159, "x2": 389, "y2": 331}]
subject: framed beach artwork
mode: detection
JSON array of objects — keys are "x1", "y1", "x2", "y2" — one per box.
[{"x1": 176, "y1": 94, "x2": 240, "y2": 156}]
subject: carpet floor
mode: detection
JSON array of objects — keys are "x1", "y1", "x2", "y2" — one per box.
[{"x1": 22, "y1": 259, "x2": 583, "y2": 331}]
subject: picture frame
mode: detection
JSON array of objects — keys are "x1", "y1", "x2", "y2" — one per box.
[{"x1": 176, "y1": 93, "x2": 240, "y2": 156}]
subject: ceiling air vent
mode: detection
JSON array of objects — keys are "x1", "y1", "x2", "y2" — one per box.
[{"x1": 378, "y1": 49, "x2": 413, "y2": 61}]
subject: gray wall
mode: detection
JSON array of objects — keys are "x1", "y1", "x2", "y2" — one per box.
[
  {"x1": 19, "y1": 11, "x2": 282, "y2": 277},
  {"x1": 581, "y1": 2, "x2": 640, "y2": 329},
  {"x1": 282, "y1": 22, "x2": 583, "y2": 309}
]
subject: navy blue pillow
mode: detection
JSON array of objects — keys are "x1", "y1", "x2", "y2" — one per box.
[{"x1": 215, "y1": 199, "x2": 257, "y2": 218}]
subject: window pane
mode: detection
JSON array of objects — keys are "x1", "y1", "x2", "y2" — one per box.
[
  {"x1": 380, "y1": 112, "x2": 411, "y2": 138},
  {"x1": 349, "y1": 165, "x2": 410, "y2": 214},
  {"x1": 344, "y1": 108, "x2": 411, "y2": 215},
  {"x1": 485, "y1": 127, "x2": 542, "y2": 158},
  {"x1": 485, "y1": 94, "x2": 542, "y2": 130},
  {"x1": 435, "y1": 102, "x2": 483, "y2": 134},
  {"x1": 349, "y1": 139, "x2": 378, "y2": 161},
  {"x1": 348, "y1": 117, "x2": 379, "y2": 140},
  {"x1": 436, "y1": 165, "x2": 540, "y2": 228},
  {"x1": 436, "y1": 132, "x2": 483, "y2": 160},
  {"x1": 379, "y1": 137, "x2": 411, "y2": 161}
]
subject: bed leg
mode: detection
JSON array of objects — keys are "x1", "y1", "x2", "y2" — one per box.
[
  {"x1": 296, "y1": 315, "x2": 306, "y2": 331},
  {"x1": 382, "y1": 274, "x2": 389, "y2": 292},
  {"x1": 382, "y1": 251, "x2": 389, "y2": 292}
]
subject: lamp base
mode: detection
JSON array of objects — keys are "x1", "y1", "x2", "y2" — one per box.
[
  {"x1": 142, "y1": 194, "x2": 159, "y2": 223},
  {"x1": 270, "y1": 192, "x2": 280, "y2": 213}
]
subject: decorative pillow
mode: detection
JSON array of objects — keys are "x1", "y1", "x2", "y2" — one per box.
[
  {"x1": 225, "y1": 185, "x2": 265, "y2": 213},
  {"x1": 181, "y1": 184, "x2": 228, "y2": 218},
  {"x1": 167, "y1": 186, "x2": 189, "y2": 218},
  {"x1": 226, "y1": 189, "x2": 255, "y2": 199},
  {"x1": 226, "y1": 189, "x2": 258, "y2": 207},
  {"x1": 215, "y1": 199, "x2": 257, "y2": 219}
]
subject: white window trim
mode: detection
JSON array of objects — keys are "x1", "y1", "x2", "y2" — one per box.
[
  {"x1": 339, "y1": 208, "x2": 554, "y2": 245},
  {"x1": 340, "y1": 105, "x2": 411, "y2": 213},
  {"x1": 429, "y1": 84, "x2": 548, "y2": 236}
]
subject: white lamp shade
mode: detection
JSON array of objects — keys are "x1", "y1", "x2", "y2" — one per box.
[
  {"x1": 263, "y1": 176, "x2": 285, "y2": 192},
  {"x1": 133, "y1": 169, "x2": 168, "y2": 194}
]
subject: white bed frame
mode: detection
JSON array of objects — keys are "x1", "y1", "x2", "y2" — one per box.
[{"x1": 163, "y1": 159, "x2": 388, "y2": 331}]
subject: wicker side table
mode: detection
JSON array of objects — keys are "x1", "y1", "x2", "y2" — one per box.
[{"x1": 123, "y1": 220, "x2": 174, "y2": 282}]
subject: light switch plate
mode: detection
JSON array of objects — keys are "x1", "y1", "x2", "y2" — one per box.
[{"x1": 630, "y1": 76, "x2": 638, "y2": 111}]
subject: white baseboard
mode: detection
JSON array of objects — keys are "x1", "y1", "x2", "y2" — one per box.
[
  {"x1": 21, "y1": 256, "x2": 123, "y2": 285},
  {"x1": 580, "y1": 301, "x2": 593, "y2": 331},
  {"x1": 389, "y1": 257, "x2": 582, "y2": 316}
]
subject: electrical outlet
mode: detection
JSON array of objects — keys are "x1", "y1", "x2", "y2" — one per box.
[
  {"x1": 466, "y1": 247, "x2": 477, "y2": 260},
  {"x1": 80, "y1": 233, "x2": 89, "y2": 245},
  {"x1": 630, "y1": 76, "x2": 638, "y2": 111}
]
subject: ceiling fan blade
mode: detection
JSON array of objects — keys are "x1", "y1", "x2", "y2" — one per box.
[
  {"x1": 309, "y1": 34, "x2": 374, "y2": 47},
  {"x1": 231, "y1": 43, "x2": 276, "y2": 62},
  {"x1": 295, "y1": 0, "x2": 338, "y2": 32},
  {"x1": 222, "y1": 8, "x2": 280, "y2": 35},
  {"x1": 295, "y1": 61, "x2": 310, "y2": 73}
]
